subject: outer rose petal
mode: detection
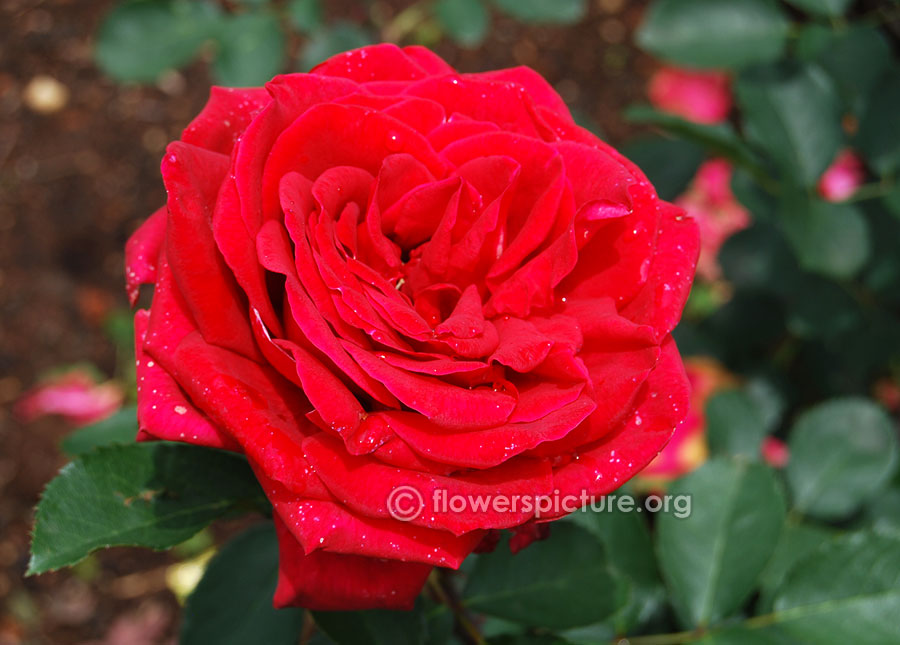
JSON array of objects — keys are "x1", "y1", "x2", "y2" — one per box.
[
  {"x1": 125, "y1": 207, "x2": 166, "y2": 307},
  {"x1": 273, "y1": 516, "x2": 432, "y2": 610},
  {"x1": 181, "y1": 86, "x2": 270, "y2": 155}
]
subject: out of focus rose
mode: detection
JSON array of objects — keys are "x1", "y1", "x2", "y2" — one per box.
[
  {"x1": 636, "y1": 358, "x2": 734, "y2": 486},
  {"x1": 675, "y1": 159, "x2": 750, "y2": 281},
  {"x1": 818, "y1": 149, "x2": 864, "y2": 203},
  {"x1": 874, "y1": 378, "x2": 900, "y2": 413},
  {"x1": 761, "y1": 436, "x2": 789, "y2": 468},
  {"x1": 15, "y1": 368, "x2": 124, "y2": 426},
  {"x1": 647, "y1": 66, "x2": 732, "y2": 125}
]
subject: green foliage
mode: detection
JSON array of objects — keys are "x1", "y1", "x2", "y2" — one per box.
[
  {"x1": 182, "y1": 523, "x2": 305, "y2": 645},
  {"x1": 28, "y1": 442, "x2": 268, "y2": 574},
  {"x1": 490, "y1": 0, "x2": 586, "y2": 24},
  {"x1": 435, "y1": 0, "x2": 489, "y2": 48},
  {"x1": 637, "y1": 0, "x2": 790, "y2": 69},
  {"x1": 212, "y1": 11, "x2": 286, "y2": 86},
  {"x1": 60, "y1": 406, "x2": 137, "y2": 456}
]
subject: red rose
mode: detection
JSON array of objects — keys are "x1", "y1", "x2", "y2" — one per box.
[{"x1": 126, "y1": 44, "x2": 698, "y2": 610}]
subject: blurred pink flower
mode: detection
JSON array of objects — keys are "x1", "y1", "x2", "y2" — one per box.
[
  {"x1": 15, "y1": 368, "x2": 124, "y2": 426},
  {"x1": 818, "y1": 149, "x2": 865, "y2": 202},
  {"x1": 761, "y1": 437, "x2": 789, "y2": 468},
  {"x1": 676, "y1": 159, "x2": 750, "y2": 281},
  {"x1": 648, "y1": 66, "x2": 732, "y2": 124}
]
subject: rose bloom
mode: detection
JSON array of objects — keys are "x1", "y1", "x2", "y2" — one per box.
[
  {"x1": 818, "y1": 149, "x2": 864, "y2": 203},
  {"x1": 676, "y1": 159, "x2": 750, "y2": 281},
  {"x1": 647, "y1": 66, "x2": 732, "y2": 125},
  {"x1": 635, "y1": 358, "x2": 731, "y2": 487},
  {"x1": 126, "y1": 45, "x2": 698, "y2": 610}
]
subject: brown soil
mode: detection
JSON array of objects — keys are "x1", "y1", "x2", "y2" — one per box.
[{"x1": 0, "y1": 1, "x2": 652, "y2": 642}]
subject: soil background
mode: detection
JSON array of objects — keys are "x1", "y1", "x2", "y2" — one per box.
[{"x1": 0, "y1": 1, "x2": 653, "y2": 642}]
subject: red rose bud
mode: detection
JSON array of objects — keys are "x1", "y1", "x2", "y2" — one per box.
[
  {"x1": 675, "y1": 159, "x2": 749, "y2": 281},
  {"x1": 15, "y1": 368, "x2": 124, "y2": 427},
  {"x1": 126, "y1": 45, "x2": 699, "y2": 610},
  {"x1": 648, "y1": 66, "x2": 732, "y2": 125},
  {"x1": 636, "y1": 358, "x2": 735, "y2": 487},
  {"x1": 874, "y1": 378, "x2": 900, "y2": 413},
  {"x1": 818, "y1": 149, "x2": 865, "y2": 202}
]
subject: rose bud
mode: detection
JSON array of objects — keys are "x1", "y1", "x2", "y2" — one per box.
[
  {"x1": 15, "y1": 368, "x2": 123, "y2": 427},
  {"x1": 126, "y1": 45, "x2": 699, "y2": 610},
  {"x1": 675, "y1": 159, "x2": 749, "y2": 281},
  {"x1": 818, "y1": 149, "x2": 865, "y2": 203},
  {"x1": 648, "y1": 66, "x2": 732, "y2": 125}
]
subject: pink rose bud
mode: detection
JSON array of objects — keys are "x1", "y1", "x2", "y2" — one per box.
[
  {"x1": 648, "y1": 66, "x2": 732, "y2": 125},
  {"x1": 817, "y1": 149, "x2": 865, "y2": 202},
  {"x1": 761, "y1": 436, "x2": 789, "y2": 468},
  {"x1": 15, "y1": 368, "x2": 124, "y2": 427}
]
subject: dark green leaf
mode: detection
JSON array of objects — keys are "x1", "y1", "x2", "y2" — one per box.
[
  {"x1": 28, "y1": 442, "x2": 267, "y2": 574},
  {"x1": 463, "y1": 524, "x2": 625, "y2": 629},
  {"x1": 801, "y1": 25, "x2": 891, "y2": 115},
  {"x1": 95, "y1": 0, "x2": 221, "y2": 82},
  {"x1": 736, "y1": 64, "x2": 842, "y2": 186},
  {"x1": 636, "y1": 0, "x2": 790, "y2": 69},
  {"x1": 857, "y1": 68, "x2": 900, "y2": 177},
  {"x1": 567, "y1": 502, "x2": 665, "y2": 633},
  {"x1": 287, "y1": 0, "x2": 323, "y2": 33},
  {"x1": 786, "y1": 398, "x2": 898, "y2": 520},
  {"x1": 757, "y1": 521, "x2": 834, "y2": 613},
  {"x1": 770, "y1": 531, "x2": 900, "y2": 643},
  {"x1": 656, "y1": 458, "x2": 786, "y2": 627},
  {"x1": 784, "y1": 275, "x2": 861, "y2": 340},
  {"x1": 781, "y1": 197, "x2": 870, "y2": 280},
  {"x1": 301, "y1": 22, "x2": 373, "y2": 71},
  {"x1": 730, "y1": 168, "x2": 777, "y2": 222},
  {"x1": 213, "y1": 11, "x2": 285, "y2": 86},
  {"x1": 785, "y1": 0, "x2": 853, "y2": 16},
  {"x1": 621, "y1": 137, "x2": 705, "y2": 201},
  {"x1": 435, "y1": 0, "x2": 489, "y2": 47},
  {"x1": 314, "y1": 600, "x2": 426, "y2": 645},
  {"x1": 181, "y1": 523, "x2": 304, "y2": 645},
  {"x1": 60, "y1": 406, "x2": 137, "y2": 456},
  {"x1": 490, "y1": 0, "x2": 586, "y2": 24},
  {"x1": 706, "y1": 389, "x2": 767, "y2": 459},
  {"x1": 625, "y1": 106, "x2": 760, "y2": 171},
  {"x1": 718, "y1": 223, "x2": 798, "y2": 295}
]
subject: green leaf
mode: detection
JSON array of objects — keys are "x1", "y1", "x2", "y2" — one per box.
[
  {"x1": 490, "y1": 0, "x2": 586, "y2": 24},
  {"x1": 801, "y1": 25, "x2": 891, "y2": 115},
  {"x1": 625, "y1": 106, "x2": 760, "y2": 171},
  {"x1": 784, "y1": 275, "x2": 861, "y2": 340},
  {"x1": 769, "y1": 531, "x2": 900, "y2": 643},
  {"x1": 28, "y1": 442, "x2": 267, "y2": 574},
  {"x1": 60, "y1": 407, "x2": 137, "y2": 456},
  {"x1": 656, "y1": 458, "x2": 786, "y2": 627},
  {"x1": 213, "y1": 11, "x2": 285, "y2": 86},
  {"x1": 784, "y1": 0, "x2": 853, "y2": 16},
  {"x1": 435, "y1": 0, "x2": 489, "y2": 47},
  {"x1": 636, "y1": 0, "x2": 790, "y2": 69},
  {"x1": 781, "y1": 197, "x2": 870, "y2": 280},
  {"x1": 314, "y1": 600, "x2": 426, "y2": 645},
  {"x1": 567, "y1": 502, "x2": 665, "y2": 633},
  {"x1": 95, "y1": 0, "x2": 222, "y2": 82},
  {"x1": 287, "y1": 0, "x2": 323, "y2": 33},
  {"x1": 706, "y1": 389, "x2": 767, "y2": 459},
  {"x1": 718, "y1": 223, "x2": 798, "y2": 295},
  {"x1": 730, "y1": 168, "x2": 777, "y2": 222},
  {"x1": 857, "y1": 68, "x2": 900, "y2": 177},
  {"x1": 181, "y1": 523, "x2": 304, "y2": 645},
  {"x1": 756, "y1": 521, "x2": 834, "y2": 613},
  {"x1": 736, "y1": 64, "x2": 842, "y2": 186},
  {"x1": 621, "y1": 137, "x2": 705, "y2": 201},
  {"x1": 301, "y1": 22, "x2": 374, "y2": 71},
  {"x1": 463, "y1": 524, "x2": 626, "y2": 629},
  {"x1": 786, "y1": 398, "x2": 898, "y2": 520}
]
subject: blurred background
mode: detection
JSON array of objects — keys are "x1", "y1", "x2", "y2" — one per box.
[{"x1": 2, "y1": 0, "x2": 899, "y2": 643}]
